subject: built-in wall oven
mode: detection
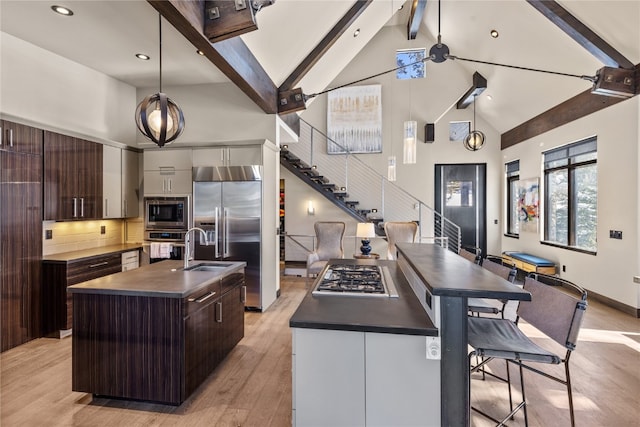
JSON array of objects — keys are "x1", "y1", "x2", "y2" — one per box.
[{"x1": 144, "y1": 196, "x2": 190, "y2": 263}]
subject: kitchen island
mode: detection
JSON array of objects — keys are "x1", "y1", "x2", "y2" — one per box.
[
  {"x1": 290, "y1": 259, "x2": 440, "y2": 427},
  {"x1": 68, "y1": 259, "x2": 246, "y2": 405},
  {"x1": 290, "y1": 244, "x2": 531, "y2": 427}
]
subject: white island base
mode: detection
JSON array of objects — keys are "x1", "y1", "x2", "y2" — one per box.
[{"x1": 292, "y1": 328, "x2": 441, "y2": 426}]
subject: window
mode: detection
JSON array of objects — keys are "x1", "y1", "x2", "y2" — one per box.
[
  {"x1": 543, "y1": 137, "x2": 597, "y2": 253},
  {"x1": 396, "y1": 48, "x2": 426, "y2": 80},
  {"x1": 505, "y1": 160, "x2": 519, "y2": 236}
]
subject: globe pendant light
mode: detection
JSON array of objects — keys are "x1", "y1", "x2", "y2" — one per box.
[
  {"x1": 463, "y1": 95, "x2": 485, "y2": 151},
  {"x1": 135, "y1": 13, "x2": 185, "y2": 147}
]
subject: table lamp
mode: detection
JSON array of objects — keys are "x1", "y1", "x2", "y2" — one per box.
[{"x1": 356, "y1": 222, "x2": 375, "y2": 256}]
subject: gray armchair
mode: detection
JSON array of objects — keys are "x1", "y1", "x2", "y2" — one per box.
[
  {"x1": 306, "y1": 221, "x2": 346, "y2": 279},
  {"x1": 383, "y1": 222, "x2": 418, "y2": 260}
]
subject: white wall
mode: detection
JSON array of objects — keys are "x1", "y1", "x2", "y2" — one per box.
[
  {"x1": 293, "y1": 25, "x2": 505, "y2": 255},
  {"x1": 501, "y1": 98, "x2": 640, "y2": 309},
  {"x1": 135, "y1": 82, "x2": 278, "y2": 147},
  {"x1": 0, "y1": 32, "x2": 137, "y2": 145}
]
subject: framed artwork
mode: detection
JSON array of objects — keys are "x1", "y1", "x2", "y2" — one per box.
[
  {"x1": 327, "y1": 84, "x2": 382, "y2": 154},
  {"x1": 518, "y1": 178, "x2": 539, "y2": 233}
]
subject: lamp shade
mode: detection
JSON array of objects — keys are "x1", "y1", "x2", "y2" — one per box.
[
  {"x1": 387, "y1": 156, "x2": 397, "y2": 181},
  {"x1": 463, "y1": 130, "x2": 485, "y2": 151},
  {"x1": 356, "y1": 222, "x2": 376, "y2": 238}
]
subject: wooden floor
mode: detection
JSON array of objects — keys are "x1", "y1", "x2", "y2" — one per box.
[{"x1": 1, "y1": 273, "x2": 639, "y2": 426}]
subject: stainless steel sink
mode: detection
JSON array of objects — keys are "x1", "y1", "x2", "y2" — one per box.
[{"x1": 184, "y1": 262, "x2": 234, "y2": 272}]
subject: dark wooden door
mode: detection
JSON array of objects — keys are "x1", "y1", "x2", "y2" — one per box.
[
  {"x1": 76, "y1": 138, "x2": 102, "y2": 219},
  {"x1": 44, "y1": 132, "x2": 102, "y2": 220},
  {"x1": 0, "y1": 120, "x2": 43, "y2": 155},
  {"x1": 1, "y1": 151, "x2": 42, "y2": 352},
  {"x1": 435, "y1": 164, "x2": 487, "y2": 256}
]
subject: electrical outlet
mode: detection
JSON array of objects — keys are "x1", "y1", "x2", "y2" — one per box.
[
  {"x1": 45, "y1": 230, "x2": 53, "y2": 240},
  {"x1": 426, "y1": 336, "x2": 441, "y2": 360},
  {"x1": 609, "y1": 230, "x2": 622, "y2": 239},
  {"x1": 100, "y1": 225, "x2": 106, "y2": 235}
]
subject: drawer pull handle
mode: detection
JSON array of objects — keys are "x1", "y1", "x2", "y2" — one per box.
[
  {"x1": 216, "y1": 301, "x2": 223, "y2": 322},
  {"x1": 188, "y1": 291, "x2": 216, "y2": 303},
  {"x1": 89, "y1": 262, "x2": 109, "y2": 268}
]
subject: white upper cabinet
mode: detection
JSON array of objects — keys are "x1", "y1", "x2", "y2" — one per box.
[
  {"x1": 103, "y1": 145, "x2": 122, "y2": 219},
  {"x1": 192, "y1": 145, "x2": 262, "y2": 167},
  {"x1": 143, "y1": 148, "x2": 193, "y2": 196},
  {"x1": 122, "y1": 149, "x2": 140, "y2": 218}
]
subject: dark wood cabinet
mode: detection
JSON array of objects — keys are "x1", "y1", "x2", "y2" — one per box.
[
  {"x1": 72, "y1": 271, "x2": 245, "y2": 405},
  {"x1": 1, "y1": 149, "x2": 43, "y2": 352},
  {"x1": 44, "y1": 131, "x2": 102, "y2": 220},
  {"x1": 0, "y1": 120, "x2": 43, "y2": 155},
  {"x1": 42, "y1": 253, "x2": 121, "y2": 335}
]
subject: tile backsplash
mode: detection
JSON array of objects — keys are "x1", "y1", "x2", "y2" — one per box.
[{"x1": 42, "y1": 220, "x2": 124, "y2": 256}]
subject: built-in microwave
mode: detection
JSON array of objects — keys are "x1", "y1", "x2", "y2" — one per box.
[{"x1": 144, "y1": 196, "x2": 189, "y2": 230}]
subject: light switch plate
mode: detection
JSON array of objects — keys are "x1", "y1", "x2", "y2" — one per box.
[{"x1": 426, "y1": 336, "x2": 441, "y2": 360}]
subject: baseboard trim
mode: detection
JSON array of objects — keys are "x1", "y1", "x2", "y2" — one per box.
[{"x1": 586, "y1": 288, "x2": 639, "y2": 318}]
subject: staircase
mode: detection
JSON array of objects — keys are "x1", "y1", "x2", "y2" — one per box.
[{"x1": 280, "y1": 118, "x2": 461, "y2": 252}]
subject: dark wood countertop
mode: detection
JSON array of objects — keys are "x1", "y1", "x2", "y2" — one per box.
[
  {"x1": 67, "y1": 260, "x2": 246, "y2": 298},
  {"x1": 42, "y1": 243, "x2": 143, "y2": 263},
  {"x1": 289, "y1": 259, "x2": 437, "y2": 336},
  {"x1": 396, "y1": 243, "x2": 531, "y2": 301}
]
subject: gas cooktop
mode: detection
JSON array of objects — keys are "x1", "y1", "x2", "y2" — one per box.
[{"x1": 312, "y1": 264, "x2": 398, "y2": 298}]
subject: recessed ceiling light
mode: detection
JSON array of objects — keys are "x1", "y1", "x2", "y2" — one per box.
[
  {"x1": 490, "y1": 29, "x2": 499, "y2": 38},
  {"x1": 135, "y1": 53, "x2": 150, "y2": 61},
  {"x1": 353, "y1": 28, "x2": 360, "y2": 37},
  {"x1": 51, "y1": 5, "x2": 74, "y2": 16},
  {"x1": 196, "y1": 49, "x2": 205, "y2": 56},
  {"x1": 486, "y1": 94, "x2": 493, "y2": 100}
]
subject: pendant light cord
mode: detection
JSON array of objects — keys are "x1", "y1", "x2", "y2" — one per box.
[{"x1": 158, "y1": 13, "x2": 163, "y2": 92}]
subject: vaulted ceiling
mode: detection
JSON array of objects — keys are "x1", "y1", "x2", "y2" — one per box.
[{"x1": 1, "y1": 0, "x2": 638, "y2": 145}]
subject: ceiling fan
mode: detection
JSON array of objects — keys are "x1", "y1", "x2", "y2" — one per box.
[{"x1": 305, "y1": 0, "x2": 635, "y2": 102}]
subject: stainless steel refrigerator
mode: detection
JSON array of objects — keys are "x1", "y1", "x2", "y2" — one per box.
[{"x1": 192, "y1": 166, "x2": 263, "y2": 310}]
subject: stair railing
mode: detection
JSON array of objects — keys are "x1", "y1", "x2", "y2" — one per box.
[{"x1": 286, "y1": 118, "x2": 461, "y2": 254}]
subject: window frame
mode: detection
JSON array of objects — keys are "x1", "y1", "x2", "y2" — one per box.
[
  {"x1": 542, "y1": 138, "x2": 597, "y2": 254},
  {"x1": 505, "y1": 160, "x2": 519, "y2": 238}
]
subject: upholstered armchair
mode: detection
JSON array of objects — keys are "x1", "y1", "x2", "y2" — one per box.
[
  {"x1": 306, "y1": 221, "x2": 346, "y2": 279},
  {"x1": 383, "y1": 221, "x2": 418, "y2": 260}
]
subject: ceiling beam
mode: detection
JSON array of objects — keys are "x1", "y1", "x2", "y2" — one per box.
[
  {"x1": 147, "y1": 0, "x2": 278, "y2": 114},
  {"x1": 456, "y1": 72, "x2": 487, "y2": 109},
  {"x1": 501, "y1": 62, "x2": 640, "y2": 148},
  {"x1": 407, "y1": 0, "x2": 427, "y2": 40},
  {"x1": 527, "y1": 0, "x2": 635, "y2": 69},
  {"x1": 279, "y1": 0, "x2": 373, "y2": 92}
]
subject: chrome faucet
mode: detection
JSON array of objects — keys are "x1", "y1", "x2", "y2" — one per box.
[{"x1": 184, "y1": 227, "x2": 209, "y2": 269}]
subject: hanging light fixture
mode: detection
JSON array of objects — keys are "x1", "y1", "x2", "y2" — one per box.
[
  {"x1": 135, "y1": 13, "x2": 185, "y2": 148},
  {"x1": 387, "y1": 155, "x2": 397, "y2": 181},
  {"x1": 403, "y1": 120, "x2": 417, "y2": 163},
  {"x1": 463, "y1": 95, "x2": 485, "y2": 151}
]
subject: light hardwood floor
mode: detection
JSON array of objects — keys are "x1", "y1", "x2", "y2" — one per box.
[{"x1": 1, "y1": 273, "x2": 639, "y2": 426}]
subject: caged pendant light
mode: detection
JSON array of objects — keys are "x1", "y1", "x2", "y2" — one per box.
[
  {"x1": 135, "y1": 13, "x2": 185, "y2": 147},
  {"x1": 463, "y1": 95, "x2": 485, "y2": 151}
]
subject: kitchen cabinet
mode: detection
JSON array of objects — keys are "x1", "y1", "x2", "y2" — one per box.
[
  {"x1": 70, "y1": 263, "x2": 245, "y2": 405},
  {"x1": 121, "y1": 149, "x2": 140, "y2": 217},
  {"x1": 42, "y1": 252, "x2": 122, "y2": 335},
  {"x1": 0, "y1": 150, "x2": 42, "y2": 352},
  {"x1": 121, "y1": 250, "x2": 139, "y2": 271},
  {"x1": 292, "y1": 328, "x2": 441, "y2": 426},
  {"x1": 44, "y1": 131, "x2": 103, "y2": 220},
  {"x1": 143, "y1": 148, "x2": 192, "y2": 195},
  {"x1": 0, "y1": 119, "x2": 43, "y2": 155},
  {"x1": 192, "y1": 145, "x2": 262, "y2": 167},
  {"x1": 102, "y1": 145, "x2": 121, "y2": 219}
]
